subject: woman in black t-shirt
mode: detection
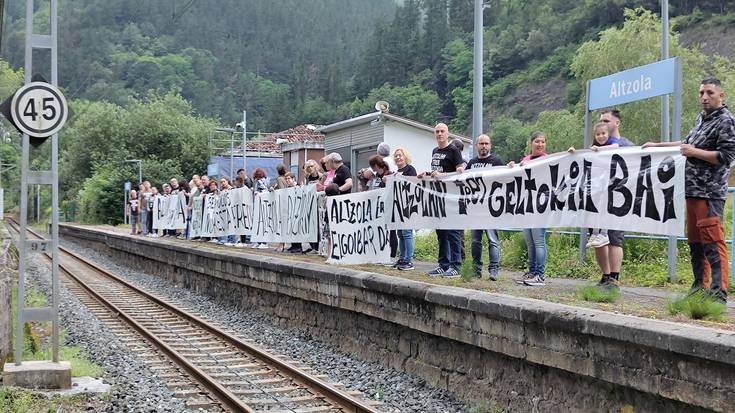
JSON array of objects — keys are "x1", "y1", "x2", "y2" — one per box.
[{"x1": 393, "y1": 148, "x2": 417, "y2": 270}]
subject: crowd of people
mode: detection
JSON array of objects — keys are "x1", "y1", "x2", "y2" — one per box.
[{"x1": 125, "y1": 77, "x2": 735, "y2": 303}]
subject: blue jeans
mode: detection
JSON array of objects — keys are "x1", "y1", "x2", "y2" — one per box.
[
  {"x1": 140, "y1": 210, "x2": 148, "y2": 235},
  {"x1": 523, "y1": 228, "x2": 547, "y2": 277},
  {"x1": 398, "y1": 229, "x2": 414, "y2": 263},
  {"x1": 437, "y1": 229, "x2": 462, "y2": 270},
  {"x1": 185, "y1": 212, "x2": 192, "y2": 238},
  {"x1": 471, "y1": 229, "x2": 500, "y2": 273}
]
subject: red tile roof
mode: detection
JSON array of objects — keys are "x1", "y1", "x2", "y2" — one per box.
[{"x1": 235, "y1": 125, "x2": 325, "y2": 154}]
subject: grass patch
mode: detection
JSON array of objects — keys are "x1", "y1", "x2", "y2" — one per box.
[
  {"x1": 467, "y1": 400, "x2": 505, "y2": 413},
  {"x1": 577, "y1": 284, "x2": 620, "y2": 303},
  {"x1": 0, "y1": 387, "x2": 91, "y2": 413},
  {"x1": 668, "y1": 290, "x2": 727, "y2": 321},
  {"x1": 11, "y1": 287, "x2": 103, "y2": 377},
  {"x1": 23, "y1": 330, "x2": 103, "y2": 377},
  {"x1": 459, "y1": 256, "x2": 477, "y2": 282}
]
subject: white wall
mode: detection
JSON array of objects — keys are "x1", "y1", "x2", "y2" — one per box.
[{"x1": 384, "y1": 122, "x2": 469, "y2": 173}]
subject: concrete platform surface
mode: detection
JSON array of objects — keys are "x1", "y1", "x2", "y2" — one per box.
[{"x1": 3, "y1": 361, "x2": 72, "y2": 390}]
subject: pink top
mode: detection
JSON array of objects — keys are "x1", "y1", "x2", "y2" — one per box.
[
  {"x1": 521, "y1": 152, "x2": 547, "y2": 163},
  {"x1": 323, "y1": 170, "x2": 336, "y2": 186}
]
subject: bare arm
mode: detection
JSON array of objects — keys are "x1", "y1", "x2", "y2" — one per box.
[
  {"x1": 642, "y1": 141, "x2": 682, "y2": 148},
  {"x1": 338, "y1": 178, "x2": 353, "y2": 193}
]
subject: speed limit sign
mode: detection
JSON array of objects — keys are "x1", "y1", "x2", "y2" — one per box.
[{"x1": 10, "y1": 82, "x2": 68, "y2": 138}]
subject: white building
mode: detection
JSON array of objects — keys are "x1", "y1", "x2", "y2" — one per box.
[{"x1": 318, "y1": 111, "x2": 470, "y2": 178}]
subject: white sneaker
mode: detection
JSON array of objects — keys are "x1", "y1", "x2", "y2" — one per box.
[
  {"x1": 588, "y1": 234, "x2": 610, "y2": 248},
  {"x1": 257, "y1": 243, "x2": 269, "y2": 249},
  {"x1": 208, "y1": 239, "x2": 219, "y2": 243},
  {"x1": 224, "y1": 242, "x2": 235, "y2": 247},
  {"x1": 585, "y1": 234, "x2": 599, "y2": 248},
  {"x1": 234, "y1": 242, "x2": 245, "y2": 248},
  {"x1": 249, "y1": 243, "x2": 259, "y2": 248}
]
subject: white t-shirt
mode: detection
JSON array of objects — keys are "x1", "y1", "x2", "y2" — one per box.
[{"x1": 383, "y1": 156, "x2": 398, "y2": 173}]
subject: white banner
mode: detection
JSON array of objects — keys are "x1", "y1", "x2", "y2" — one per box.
[
  {"x1": 152, "y1": 193, "x2": 187, "y2": 230},
  {"x1": 152, "y1": 195, "x2": 167, "y2": 229},
  {"x1": 251, "y1": 186, "x2": 319, "y2": 243},
  {"x1": 327, "y1": 190, "x2": 391, "y2": 265},
  {"x1": 201, "y1": 194, "x2": 218, "y2": 237},
  {"x1": 164, "y1": 192, "x2": 187, "y2": 230},
  {"x1": 385, "y1": 147, "x2": 685, "y2": 236},
  {"x1": 190, "y1": 195, "x2": 203, "y2": 238},
  {"x1": 229, "y1": 187, "x2": 254, "y2": 236},
  {"x1": 214, "y1": 190, "x2": 233, "y2": 236}
]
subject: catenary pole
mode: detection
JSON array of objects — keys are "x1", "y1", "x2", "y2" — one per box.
[
  {"x1": 242, "y1": 110, "x2": 248, "y2": 176},
  {"x1": 661, "y1": 0, "x2": 677, "y2": 283},
  {"x1": 472, "y1": 0, "x2": 484, "y2": 147}
]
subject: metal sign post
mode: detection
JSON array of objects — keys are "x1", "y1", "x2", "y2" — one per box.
[
  {"x1": 13, "y1": 0, "x2": 65, "y2": 367},
  {"x1": 581, "y1": 57, "x2": 682, "y2": 282}
]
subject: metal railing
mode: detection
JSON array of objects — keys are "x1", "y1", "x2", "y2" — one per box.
[{"x1": 545, "y1": 186, "x2": 735, "y2": 284}]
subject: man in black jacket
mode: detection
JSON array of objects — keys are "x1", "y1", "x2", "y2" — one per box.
[{"x1": 644, "y1": 77, "x2": 735, "y2": 302}]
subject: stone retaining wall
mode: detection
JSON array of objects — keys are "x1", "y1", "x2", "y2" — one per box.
[{"x1": 61, "y1": 224, "x2": 735, "y2": 413}]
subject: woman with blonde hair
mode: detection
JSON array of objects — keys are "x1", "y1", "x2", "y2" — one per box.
[
  {"x1": 302, "y1": 159, "x2": 324, "y2": 186},
  {"x1": 393, "y1": 148, "x2": 417, "y2": 270}
]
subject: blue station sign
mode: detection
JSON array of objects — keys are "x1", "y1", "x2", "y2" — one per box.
[{"x1": 587, "y1": 57, "x2": 679, "y2": 111}]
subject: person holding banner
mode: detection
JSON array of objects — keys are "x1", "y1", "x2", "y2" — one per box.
[
  {"x1": 188, "y1": 177, "x2": 203, "y2": 241},
  {"x1": 284, "y1": 172, "x2": 304, "y2": 254},
  {"x1": 419, "y1": 123, "x2": 466, "y2": 278},
  {"x1": 328, "y1": 153, "x2": 353, "y2": 195},
  {"x1": 302, "y1": 160, "x2": 323, "y2": 186},
  {"x1": 393, "y1": 148, "x2": 417, "y2": 271},
  {"x1": 147, "y1": 186, "x2": 158, "y2": 237},
  {"x1": 644, "y1": 77, "x2": 735, "y2": 303},
  {"x1": 302, "y1": 160, "x2": 323, "y2": 254},
  {"x1": 237, "y1": 168, "x2": 253, "y2": 189},
  {"x1": 510, "y1": 131, "x2": 548, "y2": 287},
  {"x1": 139, "y1": 182, "x2": 151, "y2": 236},
  {"x1": 467, "y1": 134, "x2": 503, "y2": 280},
  {"x1": 127, "y1": 189, "x2": 141, "y2": 235},
  {"x1": 568, "y1": 121, "x2": 633, "y2": 288},
  {"x1": 251, "y1": 168, "x2": 270, "y2": 249}
]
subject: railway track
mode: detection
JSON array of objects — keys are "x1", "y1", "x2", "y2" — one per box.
[{"x1": 7, "y1": 218, "x2": 381, "y2": 413}]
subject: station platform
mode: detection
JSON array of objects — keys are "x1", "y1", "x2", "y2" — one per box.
[{"x1": 59, "y1": 223, "x2": 735, "y2": 413}]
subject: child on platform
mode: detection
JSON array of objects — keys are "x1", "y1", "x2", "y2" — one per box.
[
  {"x1": 568, "y1": 122, "x2": 623, "y2": 249},
  {"x1": 567, "y1": 122, "x2": 620, "y2": 248}
]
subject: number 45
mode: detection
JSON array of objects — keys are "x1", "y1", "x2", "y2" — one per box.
[{"x1": 23, "y1": 97, "x2": 56, "y2": 121}]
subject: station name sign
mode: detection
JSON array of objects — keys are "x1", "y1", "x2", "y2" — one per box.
[{"x1": 587, "y1": 58, "x2": 678, "y2": 111}]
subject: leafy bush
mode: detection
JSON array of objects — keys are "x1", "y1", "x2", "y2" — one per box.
[{"x1": 76, "y1": 167, "x2": 125, "y2": 225}]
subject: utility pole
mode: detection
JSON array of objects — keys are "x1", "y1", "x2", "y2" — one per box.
[
  {"x1": 472, "y1": 0, "x2": 484, "y2": 148},
  {"x1": 661, "y1": 0, "x2": 670, "y2": 142},
  {"x1": 661, "y1": 0, "x2": 677, "y2": 283},
  {"x1": 0, "y1": 0, "x2": 5, "y2": 53},
  {"x1": 241, "y1": 111, "x2": 247, "y2": 175}
]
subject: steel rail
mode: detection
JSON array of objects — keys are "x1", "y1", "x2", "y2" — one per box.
[
  {"x1": 8, "y1": 219, "x2": 380, "y2": 413},
  {"x1": 7, "y1": 219, "x2": 250, "y2": 412}
]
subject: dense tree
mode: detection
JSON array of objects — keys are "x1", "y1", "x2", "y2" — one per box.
[{"x1": 571, "y1": 8, "x2": 707, "y2": 142}]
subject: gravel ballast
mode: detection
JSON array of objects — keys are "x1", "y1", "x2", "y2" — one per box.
[
  {"x1": 58, "y1": 240, "x2": 468, "y2": 413},
  {"x1": 26, "y1": 256, "x2": 192, "y2": 412}
]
